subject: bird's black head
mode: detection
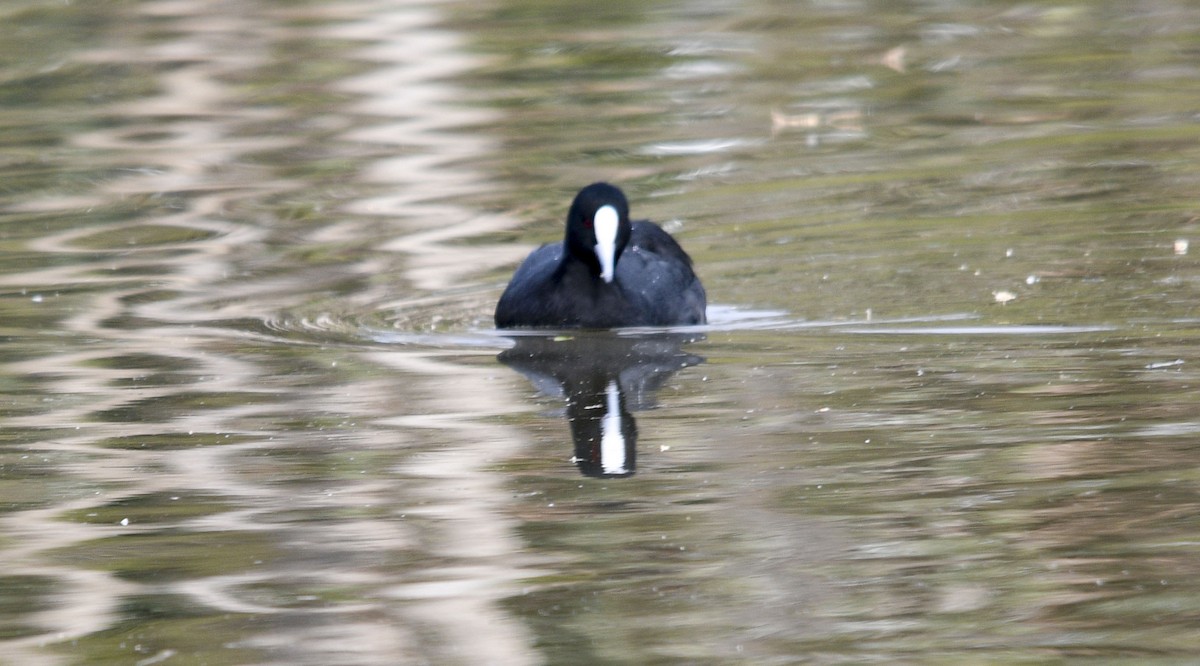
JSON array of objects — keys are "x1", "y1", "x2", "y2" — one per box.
[{"x1": 565, "y1": 182, "x2": 632, "y2": 282}]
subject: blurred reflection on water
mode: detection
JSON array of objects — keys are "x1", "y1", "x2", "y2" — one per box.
[
  {"x1": 2, "y1": 0, "x2": 1200, "y2": 664},
  {"x1": 499, "y1": 333, "x2": 704, "y2": 477},
  {"x1": 2, "y1": 1, "x2": 541, "y2": 664}
]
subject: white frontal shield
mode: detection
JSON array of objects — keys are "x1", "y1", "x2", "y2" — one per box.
[{"x1": 593, "y1": 204, "x2": 619, "y2": 283}]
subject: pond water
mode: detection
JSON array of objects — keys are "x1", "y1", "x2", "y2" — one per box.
[{"x1": 3, "y1": 0, "x2": 1200, "y2": 664}]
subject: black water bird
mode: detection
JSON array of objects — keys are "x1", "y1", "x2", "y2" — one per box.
[{"x1": 495, "y1": 182, "x2": 706, "y2": 329}]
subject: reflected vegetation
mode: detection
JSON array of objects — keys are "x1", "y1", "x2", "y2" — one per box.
[{"x1": 499, "y1": 333, "x2": 704, "y2": 477}]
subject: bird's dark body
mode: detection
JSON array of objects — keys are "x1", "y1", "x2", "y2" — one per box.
[{"x1": 495, "y1": 183, "x2": 707, "y2": 329}]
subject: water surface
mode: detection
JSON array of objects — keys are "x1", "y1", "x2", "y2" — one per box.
[{"x1": 2, "y1": 0, "x2": 1200, "y2": 664}]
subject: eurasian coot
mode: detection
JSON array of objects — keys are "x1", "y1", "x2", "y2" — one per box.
[{"x1": 495, "y1": 182, "x2": 706, "y2": 329}]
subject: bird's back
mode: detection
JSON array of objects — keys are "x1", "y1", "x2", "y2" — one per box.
[{"x1": 494, "y1": 221, "x2": 706, "y2": 329}]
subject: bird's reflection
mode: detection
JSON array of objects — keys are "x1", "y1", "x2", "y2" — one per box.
[{"x1": 498, "y1": 333, "x2": 704, "y2": 477}]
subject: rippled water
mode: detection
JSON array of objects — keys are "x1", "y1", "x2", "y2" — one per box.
[{"x1": 4, "y1": 0, "x2": 1200, "y2": 664}]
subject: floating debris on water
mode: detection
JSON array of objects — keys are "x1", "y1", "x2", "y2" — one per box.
[{"x1": 880, "y1": 45, "x2": 906, "y2": 73}]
